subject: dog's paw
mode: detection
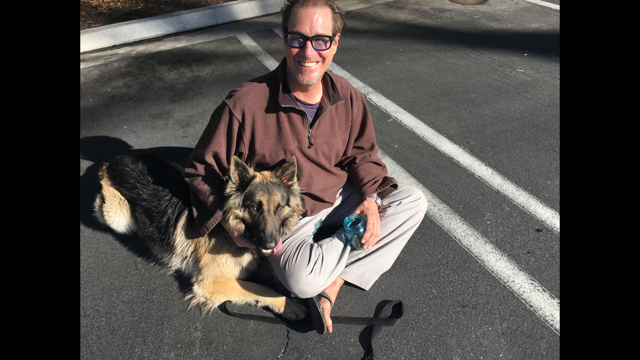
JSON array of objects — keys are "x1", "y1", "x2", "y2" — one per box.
[{"x1": 281, "y1": 297, "x2": 308, "y2": 321}]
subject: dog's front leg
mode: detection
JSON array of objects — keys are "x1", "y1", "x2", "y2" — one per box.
[{"x1": 189, "y1": 278, "x2": 307, "y2": 320}]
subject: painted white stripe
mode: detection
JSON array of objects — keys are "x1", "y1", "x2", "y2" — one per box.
[
  {"x1": 267, "y1": 27, "x2": 559, "y2": 234},
  {"x1": 328, "y1": 61, "x2": 561, "y2": 234},
  {"x1": 236, "y1": 33, "x2": 280, "y2": 71},
  {"x1": 523, "y1": 0, "x2": 560, "y2": 10},
  {"x1": 379, "y1": 150, "x2": 560, "y2": 334},
  {"x1": 239, "y1": 33, "x2": 560, "y2": 334}
]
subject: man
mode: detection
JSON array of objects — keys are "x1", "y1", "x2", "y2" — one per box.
[{"x1": 184, "y1": 0, "x2": 427, "y2": 334}]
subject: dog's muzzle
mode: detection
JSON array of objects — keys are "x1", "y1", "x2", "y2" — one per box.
[{"x1": 261, "y1": 238, "x2": 283, "y2": 255}]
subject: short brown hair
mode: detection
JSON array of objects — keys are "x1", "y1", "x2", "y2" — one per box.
[{"x1": 281, "y1": 0, "x2": 347, "y2": 35}]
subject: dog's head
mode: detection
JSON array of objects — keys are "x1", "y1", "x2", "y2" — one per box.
[{"x1": 223, "y1": 156, "x2": 304, "y2": 254}]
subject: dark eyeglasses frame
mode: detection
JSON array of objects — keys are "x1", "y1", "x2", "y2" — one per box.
[{"x1": 284, "y1": 31, "x2": 338, "y2": 51}]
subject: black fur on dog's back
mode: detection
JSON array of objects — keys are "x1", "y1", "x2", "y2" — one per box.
[{"x1": 101, "y1": 154, "x2": 190, "y2": 259}]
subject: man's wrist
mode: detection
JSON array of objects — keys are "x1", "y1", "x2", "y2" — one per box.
[{"x1": 364, "y1": 194, "x2": 382, "y2": 208}]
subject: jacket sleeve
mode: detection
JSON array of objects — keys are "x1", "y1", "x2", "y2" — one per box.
[
  {"x1": 183, "y1": 101, "x2": 245, "y2": 236},
  {"x1": 341, "y1": 90, "x2": 397, "y2": 200}
]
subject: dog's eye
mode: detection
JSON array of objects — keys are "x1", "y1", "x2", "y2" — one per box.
[
  {"x1": 276, "y1": 205, "x2": 283, "y2": 214},
  {"x1": 251, "y1": 205, "x2": 259, "y2": 213}
]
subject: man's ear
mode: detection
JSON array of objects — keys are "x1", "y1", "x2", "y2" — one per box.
[{"x1": 229, "y1": 156, "x2": 254, "y2": 189}]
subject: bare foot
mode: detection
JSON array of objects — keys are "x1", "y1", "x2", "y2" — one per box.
[{"x1": 320, "y1": 277, "x2": 345, "y2": 333}]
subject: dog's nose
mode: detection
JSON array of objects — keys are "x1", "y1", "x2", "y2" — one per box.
[{"x1": 262, "y1": 240, "x2": 277, "y2": 249}]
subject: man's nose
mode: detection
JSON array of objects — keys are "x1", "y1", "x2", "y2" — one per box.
[{"x1": 301, "y1": 40, "x2": 318, "y2": 57}]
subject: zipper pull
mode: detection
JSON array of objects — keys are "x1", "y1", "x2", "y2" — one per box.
[{"x1": 308, "y1": 128, "x2": 313, "y2": 146}]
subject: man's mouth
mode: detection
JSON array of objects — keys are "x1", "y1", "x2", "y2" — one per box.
[{"x1": 298, "y1": 61, "x2": 319, "y2": 67}]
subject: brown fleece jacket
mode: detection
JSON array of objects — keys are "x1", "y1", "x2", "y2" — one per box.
[{"x1": 184, "y1": 58, "x2": 397, "y2": 236}]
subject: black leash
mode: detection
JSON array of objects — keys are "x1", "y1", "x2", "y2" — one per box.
[{"x1": 220, "y1": 300, "x2": 403, "y2": 359}]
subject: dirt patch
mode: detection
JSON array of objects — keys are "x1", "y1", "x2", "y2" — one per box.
[{"x1": 80, "y1": 0, "x2": 237, "y2": 31}]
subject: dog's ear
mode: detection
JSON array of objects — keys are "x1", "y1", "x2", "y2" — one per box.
[
  {"x1": 229, "y1": 156, "x2": 254, "y2": 189},
  {"x1": 277, "y1": 156, "x2": 298, "y2": 187}
]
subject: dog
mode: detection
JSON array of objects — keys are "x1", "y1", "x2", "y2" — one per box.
[{"x1": 93, "y1": 153, "x2": 308, "y2": 320}]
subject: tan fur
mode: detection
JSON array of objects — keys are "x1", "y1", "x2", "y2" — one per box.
[
  {"x1": 167, "y1": 210, "x2": 198, "y2": 276},
  {"x1": 178, "y1": 216, "x2": 306, "y2": 320},
  {"x1": 187, "y1": 278, "x2": 291, "y2": 315},
  {"x1": 94, "y1": 166, "x2": 136, "y2": 235},
  {"x1": 94, "y1": 155, "x2": 307, "y2": 320}
]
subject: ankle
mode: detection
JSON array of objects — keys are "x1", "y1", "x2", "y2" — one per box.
[{"x1": 323, "y1": 277, "x2": 345, "y2": 300}]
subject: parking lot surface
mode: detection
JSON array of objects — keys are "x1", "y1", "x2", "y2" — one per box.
[{"x1": 81, "y1": 1, "x2": 559, "y2": 358}]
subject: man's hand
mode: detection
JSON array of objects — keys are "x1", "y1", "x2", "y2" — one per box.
[
  {"x1": 353, "y1": 196, "x2": 381, "y2": 250},
  {"x1": 220, "y1": 218, "x2": 255, "y2": 248}
]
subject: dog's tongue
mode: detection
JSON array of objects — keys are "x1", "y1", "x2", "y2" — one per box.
[{"x1": 262, "y1": 239, "x2": 283, "y2": 255}]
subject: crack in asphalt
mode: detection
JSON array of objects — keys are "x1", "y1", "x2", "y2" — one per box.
[{"x1": 276, "y1": 327, "x2": 291, "y2": 359}]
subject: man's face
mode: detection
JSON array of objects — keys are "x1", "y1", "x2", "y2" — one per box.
[{"x1": 283, "y1": 5, "x2": 340, "y2": 88}]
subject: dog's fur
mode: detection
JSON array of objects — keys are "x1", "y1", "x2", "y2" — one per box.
[{"x1": 93, "y1": 153, "x2": 307, "y2": 320}]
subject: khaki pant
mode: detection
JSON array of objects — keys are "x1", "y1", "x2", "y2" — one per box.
[{"x1": 268, "y1": 180, "x2": 428, "y2": 299}]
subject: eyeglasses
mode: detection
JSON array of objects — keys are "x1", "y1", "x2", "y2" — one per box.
[{"x1": 284, "y1": 31, "x2": 337, "y2": 51}]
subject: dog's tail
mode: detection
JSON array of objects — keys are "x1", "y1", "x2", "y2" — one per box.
[
  {"x1": 94, "y1": 154, "x2": 190, "y2": 248},
  {"x1": 94, "y1": 155, "x2": 141, "y2": 235}
]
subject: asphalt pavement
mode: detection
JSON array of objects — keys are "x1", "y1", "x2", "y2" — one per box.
[{"x1": 80, "y1": 0, "x2": 560, "y2": 358}]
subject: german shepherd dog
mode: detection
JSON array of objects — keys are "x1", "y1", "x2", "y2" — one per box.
[{"x1": 93, "y1": 153, "x2": 308, "y2": 320}]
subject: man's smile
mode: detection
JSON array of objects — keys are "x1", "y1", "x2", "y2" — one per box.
[{"x1": 298, "y1": 61, "x2": 320, "y2": 67}]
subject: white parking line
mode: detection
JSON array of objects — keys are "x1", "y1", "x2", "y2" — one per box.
[
  {"x1": 268, "y1": 28, "x2": 560, "y2": 234},
  {"x1": 327, "y1": 61, "x2": 560, "y2": 234},
  {"x1": 236, "y1": 33, "x2": 280, "y2": 71},
  {"x1": 238, "y1": 33, "x2": 560, "y2": 334},
  {"x1": 524, "y1": 0, "x2": 560, "y2": 10},
  {"x1": 380, "y1": 150, "x2": 559, "y2": 334}
]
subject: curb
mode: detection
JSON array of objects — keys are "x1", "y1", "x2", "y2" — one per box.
[{"x1": 80, "y1": 0, "x2": 284, "y2": 53}]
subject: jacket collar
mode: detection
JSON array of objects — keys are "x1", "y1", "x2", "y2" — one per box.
[{"x1": 276, "y1": 58, "x2": 344, "y2": 109}]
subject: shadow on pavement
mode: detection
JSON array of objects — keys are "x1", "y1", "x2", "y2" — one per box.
[{"x1": 80, "y1": 135, "x2": 194, "y2": 265}]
